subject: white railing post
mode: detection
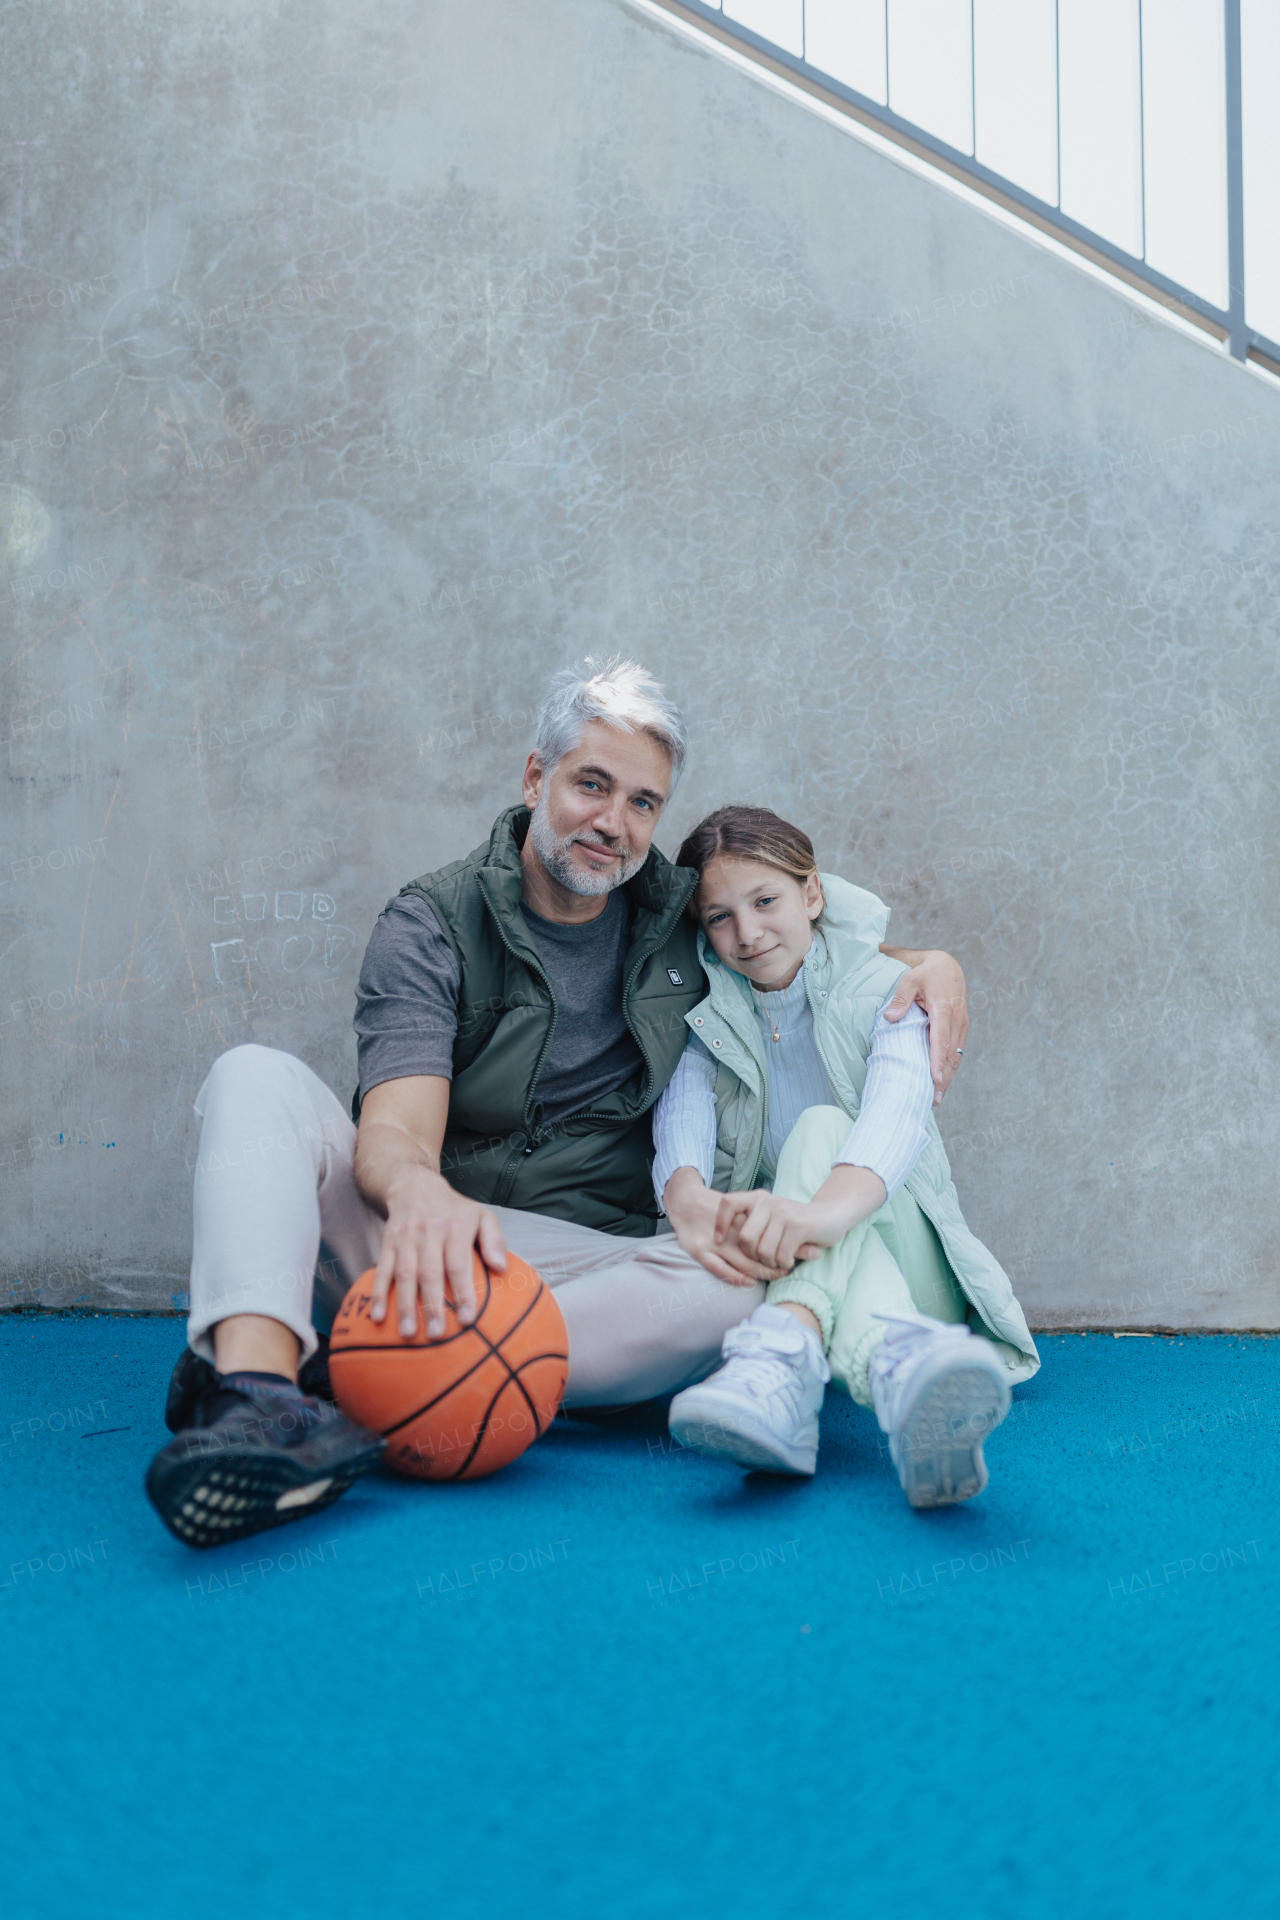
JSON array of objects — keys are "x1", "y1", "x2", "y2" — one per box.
[{"x1": 1224, "y1": 0, "x2": 1247, "y2": 360}]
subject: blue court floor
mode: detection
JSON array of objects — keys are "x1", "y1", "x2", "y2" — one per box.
[{"x1": 2, "y1": 1314, "x2": 1276, "y2": 1920}]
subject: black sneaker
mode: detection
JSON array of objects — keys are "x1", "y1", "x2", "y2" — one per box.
[
  {"x1": 146, "y1": 1362, "x2": 384, "y2": 1550},
  {"x1": 298, "y1": 1335, "x2": 336, "y2": 1403},
  {"x1": 161, "y1": 1340, "x2": 336, "y2": 1433}
]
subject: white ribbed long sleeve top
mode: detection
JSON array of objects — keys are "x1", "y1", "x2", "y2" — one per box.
[{"x1": 651, "y1": 966, "x2": 934, "y2": 1207}]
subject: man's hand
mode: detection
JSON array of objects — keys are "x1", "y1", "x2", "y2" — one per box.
[
  {"x1": 714, "y1": 1164, "x2": 887, "y2": 1270},
  {"x1": 354, "y1": 1076, "x2": 507, "y2": 1340},
  {"x1": 662, "y1": 1167, "x2": 789, "y2": 1287},
  {"x1": 371, "y1": 1166, "x2": 507, "y2": 1339},
  {"x1": 880, "y1": 946, "x2": 969, "y2": 1105}
]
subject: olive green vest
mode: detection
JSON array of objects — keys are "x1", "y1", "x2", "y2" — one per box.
[{"x1": 399, "y1": 806, "x2": 704, "y2": 1236}]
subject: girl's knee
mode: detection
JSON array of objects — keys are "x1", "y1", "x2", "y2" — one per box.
[
  {"x1": 777, "y1": 1105, "x2": 850, "y2": 1175},
  {"x1": 787, "y1": 1104, "x2": 849, "y2": 1148}
]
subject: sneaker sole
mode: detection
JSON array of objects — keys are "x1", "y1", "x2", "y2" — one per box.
[
  {"x1": 669, "y1": 1407, "x2": 817, "y2": 1477},
  {"x1": 146, "y1": 1435, "x2": 385, "y2": 1550},
  {"x1": 891, "y1": 1363, "x2": 1008, "y2": 1509}
]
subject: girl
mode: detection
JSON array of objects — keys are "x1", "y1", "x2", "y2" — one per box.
[{"x1": 655, "y1": 806, "x2": 1038, "y2": 1508}]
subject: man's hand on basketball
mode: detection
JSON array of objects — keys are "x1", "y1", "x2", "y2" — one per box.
[
  {"x1": 370, "y1": 1169, "x2": 508, "y2": 1341},
  {"x1": 662, "y1": 1168, "x2": 789, "y2": 1288}
]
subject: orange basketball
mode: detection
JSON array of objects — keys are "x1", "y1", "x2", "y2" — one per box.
[{"x1": 328, "y1": 1254, "x2": 569, "y2": 1482}]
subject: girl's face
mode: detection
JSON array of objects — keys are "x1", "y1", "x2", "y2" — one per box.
[{"x1": 696, "y1": 855, "x2": 823, "y2": 991}]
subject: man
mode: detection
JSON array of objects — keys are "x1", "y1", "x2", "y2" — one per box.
[{"x1": 146, "y1": 659, "x2": 968, "y2": 1547}]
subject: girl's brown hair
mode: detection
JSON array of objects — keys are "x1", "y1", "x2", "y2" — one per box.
[{"x1": 676, "y1": 805, "x2": 822, "y2": 916}]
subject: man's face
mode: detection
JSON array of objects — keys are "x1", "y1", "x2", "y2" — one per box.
[{"x1": 523, "y1": 718, "x2": 672, "y2": 897}]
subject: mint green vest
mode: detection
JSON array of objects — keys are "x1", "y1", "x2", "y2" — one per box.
[
  {"x1": 686, "y1": 874, "x2": 1039, "y2": 1378},
  {"x1": 399, "y1": 806, "x2": 704, "y2": 1236}
]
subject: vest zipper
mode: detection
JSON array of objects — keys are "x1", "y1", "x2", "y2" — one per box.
[{"x1": 483, "y1": 914, "x2": 558, "y2": 1208}]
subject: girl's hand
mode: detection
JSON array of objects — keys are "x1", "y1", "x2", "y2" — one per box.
[
  {"x1": 662, "y1": 1168, "x2": 790, "y2": 1287},
  {"x1": 713, "y1": 1190, "x2": 834, "y2": 1271},
  {"x1": 715, "y1": 1166, "x2": 889, "y2": 1271}
]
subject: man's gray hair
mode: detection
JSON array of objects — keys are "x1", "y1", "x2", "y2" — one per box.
[{"x1": 534, "y1": 656, "x2": 687, "y2": 790}]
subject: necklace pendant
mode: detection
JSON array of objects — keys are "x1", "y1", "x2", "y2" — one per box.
[{"x1": 772, "y1": 1025, "x2": 780, "y2": 1043}]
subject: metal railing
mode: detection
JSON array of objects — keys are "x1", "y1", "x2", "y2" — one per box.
[{"x1": 646, "y1": 0, "x2": 1280, "y2": 373}]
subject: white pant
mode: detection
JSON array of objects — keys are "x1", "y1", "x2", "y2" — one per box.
[{"x1": 187, "y1": 1045, "x2": 763, "y2": 1406}]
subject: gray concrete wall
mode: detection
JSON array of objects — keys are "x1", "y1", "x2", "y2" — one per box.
[{"x1": 2, "y1": 0, "x2": 1277, "y2": 1328}]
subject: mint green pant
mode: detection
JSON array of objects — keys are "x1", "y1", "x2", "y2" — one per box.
[{"x1": 766, "y1": 1107, "x2": 968, "y2": 1407}]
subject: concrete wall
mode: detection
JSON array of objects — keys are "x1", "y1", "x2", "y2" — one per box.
[{"x1": 2, "y1": 0, "x2": 1277, "y2": 1327}]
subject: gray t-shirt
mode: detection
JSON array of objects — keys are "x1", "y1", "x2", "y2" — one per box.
[{"x1": 354, "y1": 887, "x2": 645, "y2": 1125}]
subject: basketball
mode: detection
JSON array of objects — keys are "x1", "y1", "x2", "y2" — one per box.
[{"x1": 328, "y1": 1253, "x2": 569, "y2": 1482}]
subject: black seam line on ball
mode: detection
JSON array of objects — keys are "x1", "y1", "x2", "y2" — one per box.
[
  {"x1": 362, "y1": 1276, "x2": 563, "y2": 1441},
  {"x1": 442, "y1": 1346, "x2": 568, "y2": 1482},
  {"x1": 382, "y1": 1280, "x2": 553, "y2": 1441},
  {"x1": 369, "y1": 1339, "x2": 513, "y2": 1436},
  {"x1": 446, "y1": 1373, "x2": 516, "y2": 1481},
  {"x1": 442, "y1": 1290, "x2": 565, "y2": 1469}
]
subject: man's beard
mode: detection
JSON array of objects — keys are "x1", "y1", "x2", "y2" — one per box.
[{"x1": 528, "y1": 802, "x2": 646, "y2": 897}]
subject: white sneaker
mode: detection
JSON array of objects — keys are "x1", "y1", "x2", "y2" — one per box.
[
  {"x1": 668, "y1": 1305, "x2": 831, "y2": 1476},
  {"x1": 868, "y1": 1312, "x2": 1011, "y2": 1508}
]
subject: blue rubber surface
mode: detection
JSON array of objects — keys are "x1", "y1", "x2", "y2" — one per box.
[{"x1": 2, "y1": 1316, "x2": 1276, "y2": 1919}]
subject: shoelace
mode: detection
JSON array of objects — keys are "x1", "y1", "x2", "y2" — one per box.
[
  {"x1": 868, "y1": 1315, "x2": 970, "y2": 1402},
  {"x1": 719, "y1": 1327, "x2": 815, "y2": 1408}
]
